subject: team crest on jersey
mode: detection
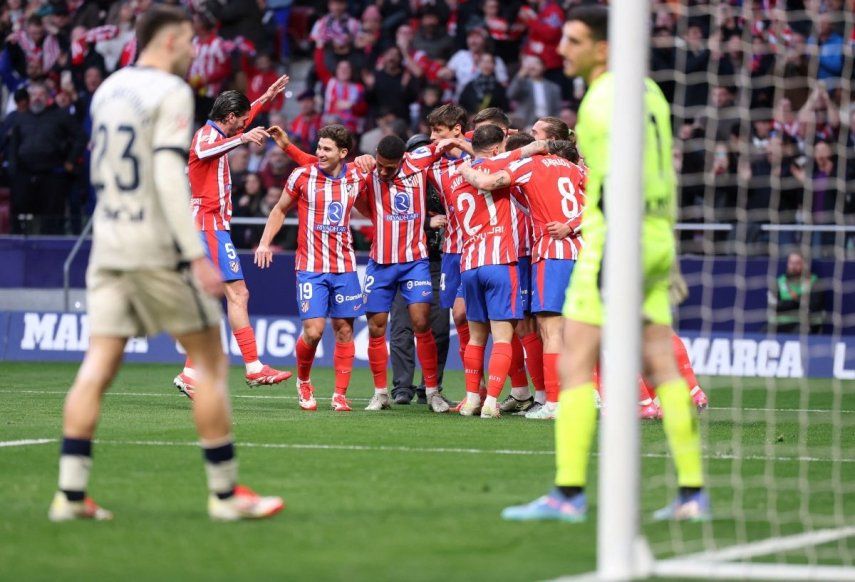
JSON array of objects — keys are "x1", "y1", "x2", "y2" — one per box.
[
  {"x1": 301, "y1": 301, "x2": 310, "y2": 313},
  {"x1": 229, "y1": 261, "x2": 240, "y2": 273},
  {"x1": 327, "y1": 201, "x2": 344, "y2": 224}
]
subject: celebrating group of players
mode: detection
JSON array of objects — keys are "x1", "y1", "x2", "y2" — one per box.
[{"x1": 50, "y1": 4, "x2": 710, "y2": 523}]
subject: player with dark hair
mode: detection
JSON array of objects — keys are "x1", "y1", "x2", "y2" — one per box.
[
  {"x1": 172, "y1": 73, "x2": 291, "y2": 399},
  {"x1": 50, "y1": 5, "x2": 283, "y2": 521},
  {"x1": 531, "y1": 116, "x2": 572, "y2": 142},
  {"x1": 471, "y1": 107, "x2": 512, "y2": 130},
  {"x1": 255, "y1": 124, "x2": 366, "y2": 412},
  {"x1": 502, "y1": 4, "x2": 707, "y2": 522}
]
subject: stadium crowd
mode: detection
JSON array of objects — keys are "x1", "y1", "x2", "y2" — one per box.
[{"x1": 0, "y1": 0, "x2": 852, "y2": 254}]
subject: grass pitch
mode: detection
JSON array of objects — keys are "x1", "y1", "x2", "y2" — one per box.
[{"x1": 1, "y1": 362, "x2": 852, "y2": 580}]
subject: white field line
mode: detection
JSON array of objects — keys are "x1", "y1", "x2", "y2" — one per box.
[
  {"x1": 2, "y1": 390, "x2": 854, "y2": 414},
  {"x1": 0, "y1": 437, "x2": 852, "y2": 464}
]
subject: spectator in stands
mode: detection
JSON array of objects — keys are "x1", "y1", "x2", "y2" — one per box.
[
  {"x1": 6, "y1": 81, "x2": 84, "y2": 234},
  {"x1": 358, "y1": 109, "x2": 398, "y2": 154},
  {"x1": 289, "y1": 90, "x2": 321, "y2": 150},
  {"x1": 229, "y1": 145, "x2": 250, "y2": 191},
  {"x1": 446, "y1": 26, "x2": 508, "y2": 99},
  {"x1": 807, "y1": 11, "x2": 844, "y2": 81},
  {"x1": 460, "y1": 52, "x2": 508, "y2": 114},
  {"x1": 707, "y1": 141, "x2": 737, "y2": 227},
  {"x1": 710, "y1": 85, "x2": 739, "y2": 140},
  {"x1": 773, "y1": 97, "x2": 801, "y2": 142},
  {"x1": 508, "y1": 55, "x2": 562, "y2": 129},
  {"x1": 310, "y1": 0, "x2": 359, "y2": 52},
  {"x1": 414, "y1": 83, "x2": 443, "y2": 133},
  {"x1": 242, "y1": 52, "x2": 284, "y2": 129},
  {"x1": 353, "y1": 5, "x2": 382, "y2": 62},
  {"x1": 482, "y1": 0, "x2": 524, "y2": 65},
  {"x1": 188, "y1": 12, "x2": 232, "y2": 124},
  {"x1": 768, "y1": 251, "x2": 825, "y2": 334},
  {"x1": 797, "y1": 84, "x2": 840, "y2": 142},
  {"x1": 322, "y1": 59, "x2": 367, "y2": 133},
  {"x1": 412, "y1": 5, "x2": 454, "y2": 61},
  {"x1": 206, "y1": 0, "x2": 267, "y2": 51},
  {"x1": 0, "y1": 87, "x2": 28, "y2": 182},
  {"x1": 395, "y1": 24, "x2": 446, "y2": 90},
  {"x1": 95, "y1": 0, "x2": 134, "y2": 73},
  {"x1": 232, "y1": 172, "x2": 264, "y2": 248},
  {"x1": 791, "y1": 140, "x2": 842, "y2": 255},
  {"x1": 517, "y1": 0, "x2": 565, "y2": 90},
  {"x1": 362, "y1": 45, "x2": 419, "y2": 121},
  {"x1": 267, "y1": 0, "x2": 293, "y2": 62},
  {"x1": 679, "y1": 22, "x2": 711, "y2": 116},
  {"x1": 258, "y1": 146, "x2": 292, "y2": 191}
]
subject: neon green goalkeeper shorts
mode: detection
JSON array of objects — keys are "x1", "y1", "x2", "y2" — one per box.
[{"x1": 563, "y1": 222, "x2": 674, "y2": 327}]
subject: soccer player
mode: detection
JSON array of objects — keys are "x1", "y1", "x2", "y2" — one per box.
[
  {"x1": 459, "y1": 134, "x2": 586, "y2": 422},
  {"x1": 49, "y1": 6, "x2": 283, "y2": 522},
  {"x1": 449, "y1": 124, "x2": 524, "y2": 418},
  {"x1": 255, "y1": 124, "x2": 365, "y2": 412},
  {"x1": 173, "y1": 76, "x2": 292, "y2": 398},
  {"x1": 425, "y1": 105, "x2": 472, "y2": 375},
  {"x1": 530, "y1": 115, "x2": 573, "y2": 143},
  {"x1": 502, "y1": 5, "x2": 708, "y2": 522}
]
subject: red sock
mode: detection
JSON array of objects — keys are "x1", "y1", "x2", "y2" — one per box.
[
  {"x1": 672, "y1": 333, "x2": 699, "y2": 388},
  {"x1": 456, "y1": 321, "x2": 470, "y2": 366},
  {"x1": 639, "y1": 378, "x2": 656, "y2": 403},
  {"x1": 233, "y1": 326, "x2": 259, "y2": 364},
  {"x1": 486, "y1": 342, "x2": 513, "y2": 398},
  {"x1": 184, "y1": 357, "x2": 193, "y2": 370},
  {"x1": 521, "y1": 333, "x2": 544, "y2": 392},
  {"x1": 543, "y1": 352, "x2": 560, "y2": 404},
  {"x1": 509, "y1": 334, "x2": 528, "y2": 388},
  {"x1": 415, "y1": 331, "x2": 439, "y2": 389},
  {"x1": 367, "y1": 336, "x2": 388, "y2": 389},
  {"x1": 463, "y1": 343, "x2": 485, "y2": 395},
  {"x1": 333, "y1": 341, "x2": 355, "y2": 395},
  {"x1": 295, "y1": 336, "x2": 317, "y2": 382}
]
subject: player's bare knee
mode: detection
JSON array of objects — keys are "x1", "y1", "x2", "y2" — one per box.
[
  {"x1": 331, "y1": 319, "x2": 354, "y2": 343},
  {"x1": 226, "y1": 281, "x2": 250, "y2": 309},
  {"x1": 301, "y1": 323, "x2": 324, "y2": 345}
]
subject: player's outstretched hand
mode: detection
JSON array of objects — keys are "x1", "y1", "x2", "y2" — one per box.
[
  {"x1": 241, "y1": 126, "x2": 270, "y2": 147},
  {"x1": 354, "y1": 154, "x2": 376, "y2": 173},
  {"x1": 546, "y1": 221, "x2": 573, "y2": 240},
  {"x1": 255, "y1": 243, "x2": 273, "y2": 269},
  {"x1": 429, "y1": 214, "x2": 448, "y2": 229},
  {"x1": 264, "y1": 74, "x2": 290, "y2": 101},
  {"x1": 267, "y1": 125, "x2": 290, "y2": 150},
  {"x1": 191, "y1": 257, "x2": 225, "y2": 298}
]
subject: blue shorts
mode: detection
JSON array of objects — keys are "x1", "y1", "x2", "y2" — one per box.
[
  {"x1": 202, "y1": 230, "x2": 243, "y2": 282},
  {"x1": 461, "y1": 264, "x2": 523, "y2": 323},
  {"x1": 296, "y1": 271, "x2": 365, "y2": 320},
  {"x1": 518, "y1": 256, "x2": 532, "y2": 313},
  {"x1": 532, "y1": 259, "x2": 575, "y2": 314},
  {"x1": 364, "y1": 259, "x2": 432, "y2": 313},
  {"x1": 439, "y1": 253, "x2": 464, "y2": 309}
]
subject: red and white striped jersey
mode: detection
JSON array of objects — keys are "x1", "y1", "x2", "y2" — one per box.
[
  {"x1": 503, "y1": 154, "x2": 586, "y2": 263},
  {"x1": 360, "y1": 145, "x2": 440, "y2": 264},
  {"x1": 449, "y1": 153, "x2": 519, "y2": 271},
  {"x1": 427, "y1": 151, "x2": 470, "y2": 255},
  {"x1": 188, "y1": 107, "x2": 260, "y2": 231},
  {"x1": 510, "y1": 186, "x2": 532, "y2": 257},
  {"x1": 188, "y1": 33, "x2": 232, "y2": 97},
  {"x1": 286, "y1": 163, "x2": 365, "y2": 273}
]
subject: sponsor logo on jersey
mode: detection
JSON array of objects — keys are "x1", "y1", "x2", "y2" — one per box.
[
  {"x1": 421, "y1": 290, "x2": 431, "y2": 296},
  {"x1": 315, "y1": 224, "x2": 349, "y2": 233},
  {"x1": 393, "y1": 192, "x2": 411, "y2": 214},
  {"x1": 385, "y1": 212, "x2": 419, "y2": 222},
  {"x1": 334, "y1": 293, "x2": 344, "y2": 304},
  {"x1": 406, "y1": 280, "x2": 432, "y2": 290},
  {"x1": 327, "y1": 201, "x2": 343, "y2": 224}
]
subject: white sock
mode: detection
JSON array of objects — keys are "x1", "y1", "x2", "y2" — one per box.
[
  {"x1": 425, "y1": 387, "x2": 438, "y2": 396},
  {"x1": 484, "y1": 395, "x2": 497, "y2": 409},
  {"x1": 58, "y1": 455, "x2": 92, "y2": 495},
  {"x1": 640, "y1": 397, "x2": 654, "y2": 406},
  {"x1": 374, "y1": 388, "x2": 388, "y2": 395},
  {"x1": 245, "y1": 360, "x2": 263, "y2": 374},
  {"x1": 511, "y1": 386, "x2": 531, "y2": 400},
  {"x1": 183, "y1": 367, "x2": 198, "y2": 380},
  {"x1": 534, "y1": 390, "x2": 546, "y2": 405},
  {"x1": 466, "y1": 392, "x2": 481, "y2": 405},
  {"x1": 690, "y1": 385, "x2": 701, "y2": 396}
]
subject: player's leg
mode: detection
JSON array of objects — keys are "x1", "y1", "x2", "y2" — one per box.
[
  {"x1": 330, "y1": 317, "x2": 356, "y2": 411},
  {"x1": 294, "y1": 272, "x2": 333, "y2": 410},
  {"x1": 459, "y1": 268, "x2": 488, "y2": 416},
  {"x1": 502, "y1": 257, "x2": 534, "y2": 412},
  {"x1": 50, "y1": 335, "x2": 127, "y2": 521},
  {"x1": 179, "y1": 325, "x2": 284, "y2": 520},
  {"x1": 672, "y1": 331, "x2": 707, "y2": 411},
  {"x1": 645, "y1": 324, "x2": 707, "y2": 521},
  {"x1": 223, "y1": 279, "x2": 291, "y2": 386},
  {"x1": 517, "y1": 314, "x2": 544, "y2": 408},
  {"x1": 364, "y1": 261, "x2": 395, "y2": 409},
  {"x1": 402, "y1": 259, "x2": 446, "y2": 412},
  {"x1": 441, "y1": 253, "x2": 469, "y2": 366}
]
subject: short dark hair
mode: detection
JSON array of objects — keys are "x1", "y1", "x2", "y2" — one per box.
[
  {"x1": 208, "y1": 90, "x2": 251, "y2": 122},
  {"x1": 472, "y1": 107, "x2": 510, "y2": 130},
  {"x1": 376, "y1": 135, "x2": 406, "y2": 160},
  {"x1": 318, "y1": 124, "x2": 352, "y2": 151},
  {"x1": 506, "y1": 132, "x2": 535, "y2": 151},
  {"x1": 426, "y1": 103, "x2": 468, "y2": 131},
  {"x1": 13, "y1": 88, "x2": 29, "y2": 103},
  {"x1": 136, "y1": 5, "x2": 191, "y2": 52},
  {"x1": 548, "y1": 139, "x2": 581, "y2": 164},
  {"x1": 536, "y1": 116, "x2": 571, "y2": 140},
  {"x1": 471, "y1": 124, "x2": 505, "y2": 152},
  {"x1": 566, "y1": 5, "x2": 608, "y2": 42}
]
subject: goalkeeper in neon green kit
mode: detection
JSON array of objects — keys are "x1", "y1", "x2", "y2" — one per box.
[{"x1": 502, "y1": 4, "x2": 709, "y2": 522}]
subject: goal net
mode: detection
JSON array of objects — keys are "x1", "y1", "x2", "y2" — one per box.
[{"x1": 599, "y1": 2, "x2": 855, "y2": 580}]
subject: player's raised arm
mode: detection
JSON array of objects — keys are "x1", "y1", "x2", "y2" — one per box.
[
  {"x1": 268, "y1": 125, "x2": 319, "y2": 166},
  {"x1": 253, "y1": 74, "x2": 289, "y2": 108},
  {"x1": 255, "y1": 171, "x2": 300, "y2": 268},
  {"x1": 458, "y1": 160, "x2": 512, "y2": 191}
]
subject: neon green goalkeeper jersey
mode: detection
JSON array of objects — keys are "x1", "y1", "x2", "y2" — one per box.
[{"x1": 574, "y1": 71, "x2": 677, "y2": 235}]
